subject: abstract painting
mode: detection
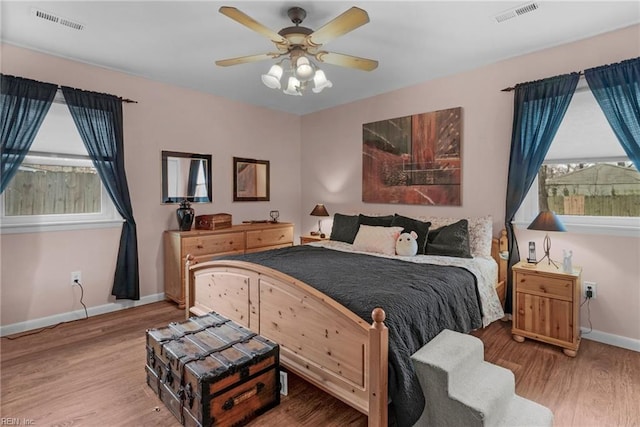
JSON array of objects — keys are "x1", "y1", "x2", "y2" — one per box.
[{"x1": 362, "y1": 107, "x2": 462, "y2": 205}]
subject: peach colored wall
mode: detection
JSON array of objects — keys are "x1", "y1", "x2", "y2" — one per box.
[
  {"x1": 0, "y1": 44, "x2": 302, "y2": 326},
  {"x1": 300, "y1": 25, "x2": 640, "y2": 342}
]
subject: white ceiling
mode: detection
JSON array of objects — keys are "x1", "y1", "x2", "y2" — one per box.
[{"x1": 2, "y1": 1, "x2": 639, "y2": 115}]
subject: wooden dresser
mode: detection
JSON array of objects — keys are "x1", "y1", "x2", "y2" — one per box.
[
  {"x1": 512, "y1": 261, "x2": 582, "y2": 357},
  {"x1": 164, "y1": 222, "x2": 294, "y2": 308}
]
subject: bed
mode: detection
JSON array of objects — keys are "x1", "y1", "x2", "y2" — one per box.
[{"x1": 184, "y1": 217, "x2": 508, "y2": 427}]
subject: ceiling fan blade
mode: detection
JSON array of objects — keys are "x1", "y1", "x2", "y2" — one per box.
[
  {"x1": 219, "y1": 6, "x2": 288, "y2": 45},
  {"x1": 215, "y1": 53, "x2": 276, "y2": 67},
  {"x1": 306, "y1": 7, "x2": 370, "y2": 47},
  {"x1": 315, "y1": 51, "x2": 378, "y2": 71}
]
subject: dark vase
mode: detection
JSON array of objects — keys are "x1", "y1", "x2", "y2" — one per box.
[{"x1": 176, "y1": 200, "x2": 194, "y2": 231}]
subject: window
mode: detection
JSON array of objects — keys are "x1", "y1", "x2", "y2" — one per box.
[
  {"x1": 516, "y1": 84, "x2": 640, "y2": 236},
  {"x1": 1, "y1": 92, "x2": 122, "y2": 233}
]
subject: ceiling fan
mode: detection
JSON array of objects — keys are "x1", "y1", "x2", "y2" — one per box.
[{"x1": 215, "y1": 5, "x2": 378, "y2": 95}]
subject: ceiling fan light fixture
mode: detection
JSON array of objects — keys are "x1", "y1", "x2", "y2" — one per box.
[
  {"x1": 283, "y1": 76, "x2": 303, "y2": 96},
  {"x1": 261, "y1": 64, "x2": 283, "y2": 89},
  {"x1": 312, "y1": 69, "x2": 333, "y2": 93},
  {"x1": 294, "y1": 56, "x2": 314, "y2": 81}
]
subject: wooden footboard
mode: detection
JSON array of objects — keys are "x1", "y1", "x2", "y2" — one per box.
[{"x1": 185, "y1": 257, "x2": 389, "y2": 427}]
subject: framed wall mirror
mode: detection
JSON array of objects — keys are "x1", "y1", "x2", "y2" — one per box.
[
  {"x1": 161, "y1": 150, "x2": 212, "y2": 203},
  {"x1": 233, "y1": 157, "x2": 270, "y2": 202}
]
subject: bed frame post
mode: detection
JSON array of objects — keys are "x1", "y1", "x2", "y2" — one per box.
[
  {"x1": 368, "y1": 307, "x2": 388, "y2": 427},
  {"x1": 184, "y1": 254, "x2": 194, "y2": 319}
]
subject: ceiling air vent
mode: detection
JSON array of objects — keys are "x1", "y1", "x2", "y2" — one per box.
[
  {"x1": 31, "y1": 8, "x2": 85, "y2": 31},
  {"x1": 494, "y1": 2, "x2": 539, "y2": 23}
]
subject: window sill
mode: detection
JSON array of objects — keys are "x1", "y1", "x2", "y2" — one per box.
[
  {"x1": 513, "y1": 220, "x2": 640, "y2": 238},
  {"x1": 1, "y1": 219, "x2": 125, "y2": 234}
]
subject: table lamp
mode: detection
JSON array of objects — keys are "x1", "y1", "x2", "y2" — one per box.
[
  {"x1": 527, "y1": 210, "x2": 566, "y2": 268},
  {"x1": 310, "y1": 204, "x2": 329, "y2": 237}
]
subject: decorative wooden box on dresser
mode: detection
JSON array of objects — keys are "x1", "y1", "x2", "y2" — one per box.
[
  {"x1": 164, "y1": 222, "x2": 294, "y2": 308},
  {"x1": 512, "y1": 261, "x2": 583, "y2": 357}
]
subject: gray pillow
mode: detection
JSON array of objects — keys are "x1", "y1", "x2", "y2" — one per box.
[
  {"x1": 330, "y1": 213, "x2": 360, "y2": 244},
  {"x1": 426, "y1": 219, "x2": 472, "y2": 258},
  {"x1": 391, "y1": 215, "x2": 431, "y2": 255}
]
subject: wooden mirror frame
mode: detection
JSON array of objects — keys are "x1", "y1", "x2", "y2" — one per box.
[
  {"x1": 233, "y1": 157, "x2": 270, "y2": 202},
  {"x1": 161, "y1": 150, "x2": 212, "y2": 203}
]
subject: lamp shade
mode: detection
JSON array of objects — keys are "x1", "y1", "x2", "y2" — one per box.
[
  {"x1": 283, "y1": 76, "x2": 302, "y2": 96},
  {"x1": 527, "y1": 210, "x2": 567, "y2": 232},
  {"x1": 310, "y1": 204, "x2": 329, "y2": 217},
  {"x1": 261, "y1": 64, "x2": 283, "y2": 89},
  {"x1": 294, "y1": 56, "x2": 314, "y2": 81},
  {"x1": 312, "y1": 70, "x2": 333, "y2": 93}
]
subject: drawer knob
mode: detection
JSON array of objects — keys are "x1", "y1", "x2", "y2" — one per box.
[{"x1": 197, "y1": 244, "x2": 203, "y2": 249}]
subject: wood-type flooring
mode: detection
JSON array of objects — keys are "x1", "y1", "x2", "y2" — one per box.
[{"x1": 1, "y1": 301, "x2": 638, "y2": 426}]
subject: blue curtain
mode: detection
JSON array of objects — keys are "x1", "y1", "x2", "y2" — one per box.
[
  {"x1": 61, "y1": 87, "x2": 139, "y2": 300},
  {"x1": 504, "y1": 73, "x2": 579, "y2": 313},
  {"x1": 585, "y1": 57, "x2": 640, "y2": 170},
  {"x1": 1, "y1": 75, "x2": 57, "y2": 193}
]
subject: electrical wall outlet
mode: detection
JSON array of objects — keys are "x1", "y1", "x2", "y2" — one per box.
[
  {"x1": 279, "y1": 371, "x2": 288, "y2": 396},
  {"x1": 584, "y1": 281, "x2": 597, "y2": 299},
  {"x1": 71, "y1": 271, "x2": 81, "y2": 286}
]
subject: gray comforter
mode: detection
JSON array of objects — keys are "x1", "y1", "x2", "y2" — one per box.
[{"x1": 219, "y1": 245, "x2": 482, "y2": 427}]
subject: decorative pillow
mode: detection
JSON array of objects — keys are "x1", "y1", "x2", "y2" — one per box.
[
  {"x1": 329, "y1": 213, "x2": 360, "y2": 244},
  {"x1": 426, "y1": 219, "x2": 472, "y2": 258},
  {"x1": 417, "y1": 215, "x2": 492, "y2": 257},
  {"x1": 358, "y1": 214, "x2": 395, "y2": 227},
  {"x1": 352, "y1": 225, "x2": 404, "y2": 256},
  {"x1": 391, "y1": 215, "x2": 431, "y2": 255},
  {"x1": 396, "y1": 231, "x2": 418, "y2": 256}
]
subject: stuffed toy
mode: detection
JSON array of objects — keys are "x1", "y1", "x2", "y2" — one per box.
[{"x1": 396, "y1": 231, "x2": 418, "y2": 256}]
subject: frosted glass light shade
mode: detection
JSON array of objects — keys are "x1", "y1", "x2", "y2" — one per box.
[
  {"x1": 261, "y1": 64, "x2": 283, "y2": 89},
  {"x1": 283, "y1": 76, "x2": 302, "y2": 96},
  {"x1": 312, "y1": 70, "x2": 333, "y2": 93},
  {"x1": 294, "y1": 56, "x2": 314, "y2": 81}
]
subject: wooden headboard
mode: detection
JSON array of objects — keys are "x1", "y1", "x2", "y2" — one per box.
[{"x1": 491, "y1": 229, "x2": 508, "y2": 308}]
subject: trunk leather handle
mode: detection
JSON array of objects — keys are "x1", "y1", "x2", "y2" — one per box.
[{"x1": 222, "y1": 382, "x2": 265, "y2": 411}]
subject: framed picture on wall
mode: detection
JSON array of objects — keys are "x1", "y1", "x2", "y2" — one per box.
[
  {"x1": 233, "y1": 157, "x2": 270, "y2": 201},
  {"x1": 362, "y1": 107, "x2": 462, "y2": 205}
]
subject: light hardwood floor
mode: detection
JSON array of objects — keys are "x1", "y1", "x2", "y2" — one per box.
[{"x1": 1, "y1": 301, "x2": 638, "y2": 426}]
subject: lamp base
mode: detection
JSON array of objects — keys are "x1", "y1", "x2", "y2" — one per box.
[{"x1": 535, "y1": 233, "x2": 559, "y2": 269}]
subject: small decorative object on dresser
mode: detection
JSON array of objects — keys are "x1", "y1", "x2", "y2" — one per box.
[
  {"x1": 512, "y1": 260, "x2": 582, "y2": 357},
  {"x1": 195, "y1": 213, "x2": 232, "y2": 230},
  {"x1": 176, "y1": 199, "x2": 195, "y2": 231},
  {"x1": 145, "y1": 312, "x2": 280, "y2": 426},
  {"x1": 269, "y1": 210, "x2": 280, "y2": 223}
]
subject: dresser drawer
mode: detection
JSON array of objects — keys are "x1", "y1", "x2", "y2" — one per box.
[
  {"x1": 515, "y1": 271, "x2": 573, "y2": 300},
  {"x1": 182, "y1": 232, "x2": 244, "y2": 257},
  {"x1": 246, "y1": 227, "x2": 293, "y2": 249}
]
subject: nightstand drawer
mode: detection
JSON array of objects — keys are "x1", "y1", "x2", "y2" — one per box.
[
  {"x1": 515, "y1": 272, "x2": 573, "y2": 300},
  {"x1": 182, "y1": 232, "x2": 244, "y2": 257}
]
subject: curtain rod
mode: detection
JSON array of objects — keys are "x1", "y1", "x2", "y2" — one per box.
[
  {"x1": 56, "y1": 85, "x2": 138, "y2": 103},
  {"x1": 500, "y1": 71, "x2": 585, "y2": 92}
]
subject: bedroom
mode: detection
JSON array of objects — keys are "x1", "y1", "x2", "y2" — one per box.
[{"x1": 1, "y1": 1, "x2": 639, "y2": 426}]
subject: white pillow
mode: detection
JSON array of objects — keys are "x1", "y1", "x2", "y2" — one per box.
[{"x1": 352, "y1": 225, "x2": 404, "y2": 256}]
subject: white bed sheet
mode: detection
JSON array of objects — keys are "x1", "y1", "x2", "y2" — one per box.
[{"x1": 308, "y1": 240, "x2": 505, "y2": 326}]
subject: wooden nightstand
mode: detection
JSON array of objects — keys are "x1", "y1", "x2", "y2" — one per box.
[
  {"x1": 512, "y1": 261, "x2": 582, "y2": 357},
  {"x1": 300, "y1": 234, "x2": 328, "y2": 245}
]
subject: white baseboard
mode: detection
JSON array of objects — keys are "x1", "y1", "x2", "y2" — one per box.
[
  {"x1": 581, "y1": 327, "x2": 640, "y2": 352},
  {"x1": 0, "y1": 293, "x2": 166, "y2": 337}
]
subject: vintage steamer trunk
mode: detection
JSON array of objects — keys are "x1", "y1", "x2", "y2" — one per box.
[
  {"x1": 146, "y1": 312, "x2": 280, "y2": 426},
  {"x1": 195, "y1": 213, "x2": 233, "y2": 230}
]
